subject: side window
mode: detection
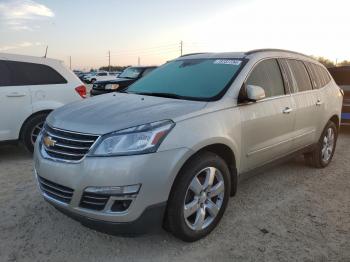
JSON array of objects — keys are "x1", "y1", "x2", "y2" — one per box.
[
  {"x1": 0, "y1": 60, "x2": 12, "y2": 87},
  {"x1": 305, "y1": 62, "x2": 321, "y2": 89},
  {"x1": 2, "y1": 60, "x2": 67, "y2": 86},
  {"x1": 142, "y1": 68, "x2": 155, "y2": 77},
  {"x1": 246, "y1": 59, "x2": 285, "y2": 98},
  {"x1": 98, "y1": 72, "x2": 107, "y2": 76},
  {"x1": 284, "y1": 60, "x2": 313, "y2": 92},
  {"x1": 317, "y1": 65, "x2": 331, "y2": 87}
]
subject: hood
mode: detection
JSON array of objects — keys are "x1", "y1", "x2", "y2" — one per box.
[
  {"x1": 47, "y1": 93, "x2": 207, "y2": 135},
  {"x1": 94, "y1": 77, "x2": 134, "y2": 85}
]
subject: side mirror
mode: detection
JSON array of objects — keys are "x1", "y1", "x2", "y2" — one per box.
[{"x1": 246, "y1": 85, "x2": 266, "y2": 101}]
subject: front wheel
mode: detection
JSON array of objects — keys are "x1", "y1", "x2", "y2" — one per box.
[
  {"x1": 304, "y1": 121, "x2": 338, "y2": 168},
  {"x1": 165, "y1": 152, "x2": 231, "y2": 242}
]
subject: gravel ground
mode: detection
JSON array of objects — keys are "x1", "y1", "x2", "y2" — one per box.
[{"x1": 0, "y1": 129, "x2": 349, "y2": 262}]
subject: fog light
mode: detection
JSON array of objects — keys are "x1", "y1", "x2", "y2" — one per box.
[
  {"x1": 111, "y1": 200, "x2": 132, "y2": 212},
  {"x1": 85, "y1": 184, "x2": 140, "y2": 196}
]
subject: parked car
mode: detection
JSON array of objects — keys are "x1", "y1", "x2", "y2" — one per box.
[
  {"x1": 34, "y1": 49, "x2": 342, "y2": 242},
  {"x1": 0, "y1": 53, "x2": 86, "y2": 152},
  {"x1": 84, "y1": 71, "x2": 116, "y2": 84},
  {"x1": 328, "y1": 66, "x2": 349, "y2": 125},
  {"x1": 90, "y1": 66, "x2": 157, "y2": 96}
]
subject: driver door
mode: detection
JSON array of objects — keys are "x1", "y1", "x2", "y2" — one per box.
[{"x1": 239, "y1": 58, "x2": 295, "y2": 172}]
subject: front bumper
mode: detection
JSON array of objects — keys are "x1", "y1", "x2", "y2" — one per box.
[{"x1": 34, "y1": 142, "x2": 192, "y2": 232}]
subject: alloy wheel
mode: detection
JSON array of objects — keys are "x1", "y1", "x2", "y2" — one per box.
[
  {"x1": 321, "y1": 127, "x2": 335, "y2": 162},
  {"x1": 30, "y1": 122, "x2": 44, "y2": 145},
  {"x1": 183, "y1": 167, "x2": 225, "y2": 231}
]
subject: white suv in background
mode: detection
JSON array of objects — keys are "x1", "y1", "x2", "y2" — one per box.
[
  {"x1": 84, "y1": 71, "x2": 117, "y2": 83},
  {"x1": 0, "y1": 53, "x2": 86, "y2": 152}
]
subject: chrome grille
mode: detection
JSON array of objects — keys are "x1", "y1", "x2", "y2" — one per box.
[
  {"x1": 41, "y1": 125, "x2": 99, "y2": 162},
  {"x1": 80, "y1": 192, "x2": 109, "y2": 211},
  {"x1": 38, "y1": 176, "x2": 74, "y2": 204}
]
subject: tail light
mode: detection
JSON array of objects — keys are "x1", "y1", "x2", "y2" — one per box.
[{"x1": 75, "y1": 85, "x2": 87, "y2": 98}]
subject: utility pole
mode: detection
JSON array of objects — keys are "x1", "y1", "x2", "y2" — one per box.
[
  {"x1": 180, "y1": 41, "x2": 183, "y2": 56},
  {"x1": 138, "y1": 56, "x2": 140, "y2": 66},
  {"x1": 69, "y1": 56, "x2": 72, "y2": 70},
  {"x1": 44, "y1": 45, "x2": 48, "y2": 58},
  {"x1": 108, "y1": 50, "x2": 111, "y2": 72}
]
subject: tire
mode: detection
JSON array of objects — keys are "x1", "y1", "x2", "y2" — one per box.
[
  {"x1": 91, "y1": 78, "x2": 96, "y2": 84},
  {"x1": 165, "y1": 152, "x2": 231, "y2": 242},
  {"x1": 21, "y1": 113, "x2": 48, "y2": 153},
  {"x1": 304, "y1": 121, "x2": 338, "y2": 168}
]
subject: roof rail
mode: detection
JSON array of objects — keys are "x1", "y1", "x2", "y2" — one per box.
[
  {"x1": 180, "y1": 52, "x2": 210, "y2": 57},
  {"x1": 245, "y1": 48, "x2": 309, "y2": 58}
]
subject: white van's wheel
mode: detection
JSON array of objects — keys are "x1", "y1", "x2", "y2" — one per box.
[{"x1": 21, "y1": 113, "x2": 48, "y2": 153}]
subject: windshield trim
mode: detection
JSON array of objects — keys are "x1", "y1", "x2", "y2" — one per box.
[{"x1": 125, "y1": 58, "x2": 249, "y2": 102}]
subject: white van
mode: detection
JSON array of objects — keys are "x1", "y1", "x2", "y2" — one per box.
[{"x1": 0, "y1": 53, "x2": 86, "y2": 152}]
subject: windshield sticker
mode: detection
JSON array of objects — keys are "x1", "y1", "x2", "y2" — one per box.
[{"x1": 213, "y1": 59, "x2": 242, "y2": 66}]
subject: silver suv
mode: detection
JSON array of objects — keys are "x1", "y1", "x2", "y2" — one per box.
[{"x1": 34, "y1": 49, "x2": 343, "y2": 242}]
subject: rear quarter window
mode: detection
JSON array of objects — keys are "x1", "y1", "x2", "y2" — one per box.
[{"x1": 0, "y1": 60, "x2": 67, "y2": 86}]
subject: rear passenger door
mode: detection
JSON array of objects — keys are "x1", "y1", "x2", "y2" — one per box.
[
  {"x1": 239, "y1": 59, "x2": 295, "y2": 171},
  {"x1": 279, "y1": 59, "x2": 322, "y2": 150},
  {"x1": 0, "y1": 60, "x2": 32, "y2": 141}
]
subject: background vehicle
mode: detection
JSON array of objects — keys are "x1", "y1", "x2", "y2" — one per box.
[
  {"x1": 90, "y1": 66, "x2": 157, "y2": 96},
  {"x1": 83, "y1": 71, "x2": 116, "y2": 84},
  {"x1": 0, "y1": 53, "x2": 86, "y2": 152},
  {"x1": 34, "y1": 50, "x2": 342, "y2": 242},
  {"x1": 328, "y1": 66, "x2": 350, "y2": 125}
]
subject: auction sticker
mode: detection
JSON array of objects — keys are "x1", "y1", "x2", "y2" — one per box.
[{"x1": 213, "y1": 59, "x2": 242, "y2": 65}]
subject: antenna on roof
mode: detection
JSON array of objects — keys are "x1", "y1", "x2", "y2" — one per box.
[{"x1": 44, "y1": 46, "x2": 48, "y2": 58}]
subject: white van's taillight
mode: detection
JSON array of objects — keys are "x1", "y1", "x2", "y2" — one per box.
[{"x1": 75, "y1": 85, "x2": 87, "y2": 98}]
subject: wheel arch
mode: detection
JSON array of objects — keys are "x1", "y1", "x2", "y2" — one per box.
[
  {"x1": 171, "y1": 143, "x2": 238, "y2": 198},
  {"x1": 329, "y1": 114, "x2": 340, "y2": 129}
]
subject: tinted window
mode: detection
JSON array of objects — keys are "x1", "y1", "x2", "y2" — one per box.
[
  {"x1": 98, "y1": 72, "x2": 107, "y2": 76},
  {"x1": 246, "y1": 59, "x2": 285, "y2": 97},
  {"x1": 0, "y1": 61, "x2": 12, "y2": 86},
  {"x1": 0, "y1": 60, "x2": 67, "y2": 87},
  {"x1": 127, "y1": 59, "x2": 244, "y2": 100},
  {"x1": 284, "y1": 60, "x2": 313, "y2": 92}
]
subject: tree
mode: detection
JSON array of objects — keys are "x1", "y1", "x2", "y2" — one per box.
[
  {"x1": 337, "y1": 60, "x2": 350, "y2": 67},
  {"x1": 311, "y1": 56, "x2": 335, "y2": 68},
  {"x1": 99, "y1": 65, "x2": 129, "y2": 72}
]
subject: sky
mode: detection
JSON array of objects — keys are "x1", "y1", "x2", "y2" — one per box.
[{"x1": 0, "y1": 0, "x2": 350, "y2": 70}]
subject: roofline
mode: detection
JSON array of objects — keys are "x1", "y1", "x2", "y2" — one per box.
[
  {"x1": 180, "y1": 52, "x2": 211, "y2": 57},
  {"x1": 245, "y1": 48, "x2": 310, "y2": 58}
]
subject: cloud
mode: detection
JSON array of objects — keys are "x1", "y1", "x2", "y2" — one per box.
[
  {"x1": 0, "y1": 0, "x2": 54, "y2": 31},
  {"x1": 0, "y1": 41, "x2": 42, "y2": 52}
]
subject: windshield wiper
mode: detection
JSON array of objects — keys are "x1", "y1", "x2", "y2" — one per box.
[{"x1": 130, "y1": 92, "x2": 189, "y2": 100}]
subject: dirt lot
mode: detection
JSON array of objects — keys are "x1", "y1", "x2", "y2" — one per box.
[{"x1": 0, "y1": 129, "x2": 349, "y2": 262}]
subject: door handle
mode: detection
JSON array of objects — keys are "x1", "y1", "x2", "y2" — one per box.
[
  {"x1": 283, "y1": 107, "x2": 293, "y2": 114},
  {"x1": 316, "y1": 99, "x2": 322, "y2": 106},
  {"x1": 6, "y1": 92, "x2": 26, "y2": 97}
]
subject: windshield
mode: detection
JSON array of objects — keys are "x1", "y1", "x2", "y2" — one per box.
[
  {"x1": 119, "y1": 67, "x2": 142, "y2": 79},
  {"x1": 126, "y1": 58, "x2": 244, "y2": 100}
]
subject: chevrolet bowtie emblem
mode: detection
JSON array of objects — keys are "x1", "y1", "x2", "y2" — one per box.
[{"x1": 43, "y1": 136, "x2": 56, "y2": 147}]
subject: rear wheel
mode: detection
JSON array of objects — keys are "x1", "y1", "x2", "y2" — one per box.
[
  {"x1": 165, "y1": 152, "x2": 231, "y2": 242},
  {"x1": 304, "y1": 121, "x2": 338, "y2": 168},
  {"x1": 21, "y1": 113, "x2": 48, "y2": 153}
]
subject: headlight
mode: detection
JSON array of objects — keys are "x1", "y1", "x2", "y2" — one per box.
[
  {"x1": 105, "y1": 83, "x2": 120, "y2": 90},
  {"x1": 90, "y1": 120, "x2": 175, "y2": 156}
]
